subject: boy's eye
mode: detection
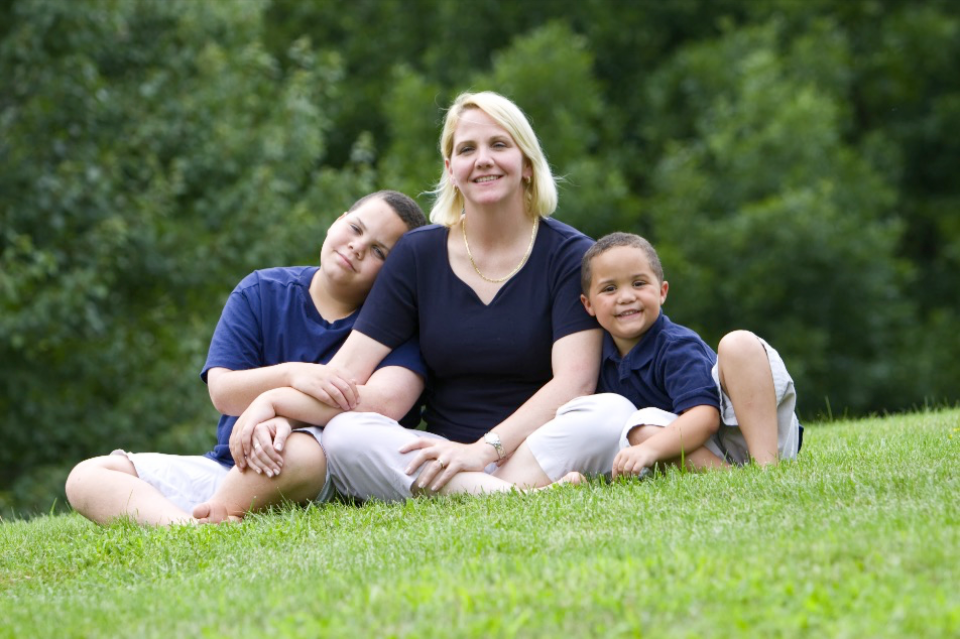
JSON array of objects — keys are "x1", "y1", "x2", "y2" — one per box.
[
  {"x1": 633, "y1": 280, "x2": 646, "y2": 287},
  {"x1": 602, "y1": 285, "x2": 616, "y2": 293},
  {"x1": 373, "y1": 246, "x2": 386, "y2": 260}
]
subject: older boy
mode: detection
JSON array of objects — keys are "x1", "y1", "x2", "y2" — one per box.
[
  {"x1": 66, "y1": 190, "x2": 428, "y2": 525},
  {"x1": 515, "y1": 232, "x2": 801, "y2": 484}
]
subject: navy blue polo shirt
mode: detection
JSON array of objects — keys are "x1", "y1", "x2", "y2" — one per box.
[
  {"x1": 597, "y1": 313, "x2": 720, "y2": 414},
  {"x1": 201, "y1": 266, "x2": 426, "y2": 467},
  {"x1": 354, "y1": 218, "x2": 598, "y2": 443}
]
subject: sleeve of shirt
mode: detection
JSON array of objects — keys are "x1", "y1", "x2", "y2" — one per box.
[
  {"x1": 549, "y1": 231, "x2": 600, "y2": 342},
  {"x1": 661, "y1": 337, "x2": 721, "y2": 414},
  {"x1": 200, "y1": 272, "x2": 264, "y2": 383},
  {"x1": 376, "y1": 336, "x2": 426, "y2": 378},
  {"x1": 353, "y1": 233, "x2": 420, "y2": 349}
]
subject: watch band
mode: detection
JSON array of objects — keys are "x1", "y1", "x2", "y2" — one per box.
[{"x1": 484, "y1": 432, "x2": 505, "y2": 461}]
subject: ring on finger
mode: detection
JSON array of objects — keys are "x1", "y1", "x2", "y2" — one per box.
[{"x1": 437, "y1": 459, "x2": 446, "y2": 469}]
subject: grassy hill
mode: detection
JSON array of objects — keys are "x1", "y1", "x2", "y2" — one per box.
[{"x1": 2, "y1": 409, "x2": 958, "y2": 638}]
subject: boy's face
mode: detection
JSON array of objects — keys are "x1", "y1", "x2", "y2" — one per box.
[
  {"x1": 581, "y1": 245, "x2": 669, "y2": 357},
  {"x1": 320, "y1": 197, "x2": 408, "y2": 297}
]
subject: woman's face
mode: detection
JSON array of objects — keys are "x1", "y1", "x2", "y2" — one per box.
[{"x1": 446, "y1": 108, "x2": 531, "y2": 210}]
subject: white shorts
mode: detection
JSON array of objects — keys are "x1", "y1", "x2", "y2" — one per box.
[
  {"x1": 619, "y1": 337, "x2": 801, "y2": 465},
  {"x1": 115, "y1": 426, "x2": 333, "y2": 513}
]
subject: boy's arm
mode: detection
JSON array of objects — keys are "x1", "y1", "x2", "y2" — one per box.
[
  {"x1": 612, "y1": 405, "x2": 720, "y2": 478},
  {"x1": 206, "y1": 362, "x2": 359, "y2": 416},
  {"x1": 230, "y1": 365, "x2": 423, "y2": 471}
]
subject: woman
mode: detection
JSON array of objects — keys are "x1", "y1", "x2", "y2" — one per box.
[{"x1": 235, "y1": 91, "x2": 602, "y2": 501}]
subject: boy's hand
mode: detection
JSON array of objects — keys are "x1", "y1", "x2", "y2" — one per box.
[
  {"x1": 245, "y1": 417, "x2": 292, "y2": 478},
  {"x1": 287, "y1": 362, "x2": 359, "y2": 411},
  {"x1": 612, "y1": 445, "x2": 656, "y2": 480},
  {"x1": 230, "y1": 397, "x2": 279, "y2": 470}
]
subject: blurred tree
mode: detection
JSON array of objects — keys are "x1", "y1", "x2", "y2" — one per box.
[
  {"x1": 0, "y1": 0, "x2": 358, "y2": 515},
  {"x1": 2, "y1": 0, "x2": 959, "y2": 516},
  {"x1": 469, "y1": 21, "x2": 637, "y2": 238},
  {"x1": 644, "y1": 20, "x2": 911, "y2": 416}
]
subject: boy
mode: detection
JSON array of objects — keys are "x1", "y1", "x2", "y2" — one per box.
[
  {"x1": 518, "y1": 232, "x2": 802, "y2": 485},
  {"x1": 66, "y1": 190, "x2": 428, "y2": 525}
]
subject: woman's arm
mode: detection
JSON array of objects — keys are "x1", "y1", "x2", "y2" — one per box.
[
  {"x1": 207, "y1": 361, "x2": 360, "y2": 416},
  {"x1": 325, "y1": 330, "x2": 393, "y2": 388},
  {"x1": 404, "y1": 328, "x2": 603, "y2": 491},
  {"x1": 231, "y1": 365, "x2": 424, "y2": 471}
]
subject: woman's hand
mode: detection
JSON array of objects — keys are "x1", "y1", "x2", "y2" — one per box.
[
  {"x1": 245, "y1": 417, "x2": 294, "y2": 477},
  {"x1": 286, "y1": 362, "x2": 359, "y2": 411},
  {"x1": 400, "y1": 438, "x2": 495, "y2": 493}
]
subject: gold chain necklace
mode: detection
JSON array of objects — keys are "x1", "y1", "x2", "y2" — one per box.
[{"x1": 461, "y1": 214, "x2": 539, "y2": 284}]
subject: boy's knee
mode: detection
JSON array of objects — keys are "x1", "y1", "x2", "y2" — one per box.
[
  {"x1": 626, "y1": 425, "x2": 661, "y2": 446},
  {"x1": 282, "y1": 432, "x2": 327, "y2": 473},
  {"x1": 65, "y1": 455, "x2": 135, "y2": 506},
  {"x1": 718, "y1": 330, "x2": 764, "y2": 362}
]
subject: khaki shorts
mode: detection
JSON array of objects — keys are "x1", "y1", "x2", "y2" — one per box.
[{"x1": 619, "y1": 337, "x2": 801, "y2": 464}]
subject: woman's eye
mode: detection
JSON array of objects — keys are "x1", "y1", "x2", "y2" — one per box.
[
  {"x1": 458, "y1": 145, "x2": 473, "y2": 154},
  {"x1": 351, "y1": 224, "x2": 361, "y2": 234}
]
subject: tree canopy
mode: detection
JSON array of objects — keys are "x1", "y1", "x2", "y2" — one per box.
[{"x1": 2, "y1": 0, "x2": 958, "y2": 516}]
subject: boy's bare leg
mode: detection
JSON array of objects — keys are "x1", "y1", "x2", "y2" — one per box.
[
  {"x1": 65, "y1": 456, "x2": 195, "y2": 526},
  {"x1": 627, "y1": 425, "x2": 727, "y2": 471},
  {"x1": 716, "y1": 330, "x2": 779, "y2": 466},
  {"x1": 193, "y1": 432, "x2": 327, "y2": 523}
]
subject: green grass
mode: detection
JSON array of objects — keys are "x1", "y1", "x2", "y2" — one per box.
[{"x1": 2, "y1": 410, "x2": 958, "y2": 638}]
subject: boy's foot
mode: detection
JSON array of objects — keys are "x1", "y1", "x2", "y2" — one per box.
[
  {"x1": 536, "y1": 471, "x2": 587, "y2": 491},
  {"x1": 557, "y1": 471, "x2": 587, "y2": 485},
  {"x1": 192, "y1": 501, "x2": 241, "y2": 524}
]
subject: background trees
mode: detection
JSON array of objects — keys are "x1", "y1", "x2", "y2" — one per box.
[{"x1": 2, "y1": 0, "x2": 957, "y2": 516}]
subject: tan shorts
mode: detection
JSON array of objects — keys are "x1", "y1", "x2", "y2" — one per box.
[{"x1": 619, "y1": 337, "x2": 801, "y2": 464}]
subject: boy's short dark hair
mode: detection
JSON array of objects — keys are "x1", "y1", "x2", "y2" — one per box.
[
  {"x1": 581, "y1": 232, "x2": 664, "y2": 294},
  {"x1": 350, "y1": 190, "x2": 428, "y2": 231}
]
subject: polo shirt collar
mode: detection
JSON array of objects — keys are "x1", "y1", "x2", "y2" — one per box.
[{"x1": 601, "y1": 312, "x2": 669, "y2": 371}]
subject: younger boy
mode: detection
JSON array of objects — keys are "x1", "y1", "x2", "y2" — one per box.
[
  {"x1": 519, "y1": 232, "x2": 801, "y2": 484},
  {"x1": 66, "y1": 190, "x2": 428, "y2": 525}
]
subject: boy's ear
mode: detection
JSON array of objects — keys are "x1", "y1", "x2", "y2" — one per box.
[
  {"x1": 580, "y1": 293, "x2": 596, "y2": 317},
  {"x1": 660, "y1": 280, "x2": 669, "y2": 304}
]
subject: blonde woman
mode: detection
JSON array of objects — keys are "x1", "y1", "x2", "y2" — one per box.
[{"x1": 227, "y1": 91, "x2": 603, "y2": 503}]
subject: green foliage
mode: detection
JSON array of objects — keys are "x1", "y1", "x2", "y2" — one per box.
[
  {"x1": 1, "y1": 0, "x2": 959, "y2": 515},
  {"x1": 2, "y1": 410, "x2": 958, "y2": 637},
  {"x1": 0, "y1": 0, "x2": 362, "y2": 515},
  {"x1": 644, "y1": 21, "x2": 910, "y2": 414}
]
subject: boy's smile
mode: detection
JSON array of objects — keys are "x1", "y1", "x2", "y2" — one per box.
[
  {"x1": 320, "y1": 198, "x2": 408, "y2": 298},
  {"x1": 581, "y1": 245, "x2": 669, "y2": 357}
]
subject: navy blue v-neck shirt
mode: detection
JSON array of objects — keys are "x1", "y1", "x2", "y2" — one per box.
[{"x1": 354, "y1": 218, "x2": 597, "y2": 442}]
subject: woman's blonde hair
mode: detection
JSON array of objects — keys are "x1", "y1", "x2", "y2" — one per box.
[{"x1": 429, "y1": 91, "x2": 558, "y2": 226}]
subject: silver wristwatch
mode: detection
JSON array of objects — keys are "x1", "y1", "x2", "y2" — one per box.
[{"x1": 484, "y1": 432, "x2": 505, "y2": 461}]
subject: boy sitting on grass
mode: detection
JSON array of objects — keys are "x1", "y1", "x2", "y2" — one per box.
[
  {"x1": 66, "y1": 190, "x2": 427, "y2": 526},
  {"x1": 517, "y1": 232, "x2": 802, "y2": 485}
]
